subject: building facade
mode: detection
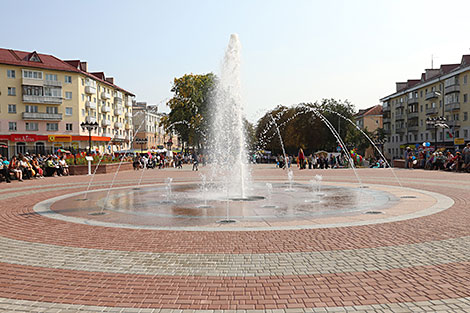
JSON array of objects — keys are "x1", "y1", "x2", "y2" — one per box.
[
  {"x1": 380, "y1": 55, "x2": 470, "y2": 159},
  {"x1": 132, "y1": 102, "x2": 180, "y2": 151},
  {"x1": 0, "y1": 49, "x2": 134, "y2": 158},
  {"x1": 354, "y1": 105, "x2": 383, "y2": 158}
]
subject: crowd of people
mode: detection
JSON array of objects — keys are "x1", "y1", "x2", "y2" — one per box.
[
  {"x1": 0, "y1": 153, "x2": 70, "y2": 183},
  {"x1": 132, "y1": 152, "x2": 205, "y2": 172},
  {"x1": 274, "y1": 149, "x2": 350, "y2": 170},
  {"x1": 404, "y1": 143, "x2": 470, "y2": 172}
]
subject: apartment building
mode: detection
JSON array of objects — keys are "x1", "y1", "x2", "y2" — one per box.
[
  {"x1": 380, "y1": 55, "x2": 470, "y2": 159},
  {"x1": 354, "y1": 105, "x2": 383, "y2": 158},
  {"x1": 0, "y1": 49, "x2": 134, "y2": 157},
  {"x1": 132, "y1": 102, "x2": 180, "y2": 151}
]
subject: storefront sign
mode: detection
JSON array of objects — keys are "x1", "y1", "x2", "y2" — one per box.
[
  {"x1": 11, "y1": 134, "x2": 37, "y2": 142},
  {"x1": 454, "y1": 138, "x2": 465, "y2": 145},
  {"x1": 48, "y1": 135, "x2": 72, "y2": 142}
]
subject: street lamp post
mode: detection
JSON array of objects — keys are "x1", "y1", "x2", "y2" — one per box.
[
  {"x1": 426, "y1": 116, "x2": 448, "y2": 151},
  {"x1": 80, "y1": 120, "x2": 99, "y2": 155}
]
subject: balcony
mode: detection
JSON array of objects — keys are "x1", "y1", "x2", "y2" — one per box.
[
  {"x1": 426, "y1": 107, "x2": 438, "y2": 115},
  {"x1": 102, "y1": 132, "x2": 113, "y2": 138},
  {"x1": 425, "y1": 91, "x2": 439, "y2": 100},
  {"x1": 384, "y1": 128, "x2": 391, "y2": 135},
  {"x1": 85, "y1": 116, "x2": 97, "y2": 123},
  {"x1": 22, "y1": 77, "x2": 43, "y2": 86},
  {"x1": 396, "y1": 102, "x2": 405, "y2": 109},
  {"x1": 445, "y1": 84, "x2": 460, "y2": 94},
  {"x1": 445, "y1": 102, "x2": 460, "y2": 112},
  {"x1": 114, "y1": 97, "x2": 123, "y2": 105},
  {"x1": 101, "y1": 120, "x2": 111, "y2": 127},
  {"x1": 407, "y1": 111, "x2": 419, "y2": 119},
  {"x1": 383, "y1": 117, "x2": 391, "y2": 124},
  {"x1": 23, "y1": 95, "x2": 62, "y2": 104},
  {"x1": 114, "y1": 106, "x2": 124, "y2": 115},
  {"x1": 125, "y1": 100, "x2": 133, "y2": 107},
  {"x1": 22, "y1": 112, "x2": 62, "y2": 121},
  {"x1": 447, "y1": 120, "x2": 461, "y2": 128},
  {"x1": 101, "y1": 105, "x2": 111, "y2": 113},
  {"x1": 396, "y1": 126, "x2": 406, "y2": 133},
  {"x1": 125, "y1": 112, "x2": 132, "y2": 118},
  {"x1": 44, "y1": 80, "x2": 62, "y2": 87},
  {"x1": 101, "y1": 92, "x2": 111, "y2": 100},
  {"x1": 407, "y1": 97, "x2": 419, "y2": 105},
  {"x1": 125, "y1": 123, "x2": 132, "y2": 130},
  {"x1": 395, "y1": 113, "x2": 405, "y2": 120},
  {"x1": 114, "y1": 134, "x2": 126, "y2": 141},
  {"x1": 408, "y1": 125, "x2": 419, "y2": 132},
  {"x1": 114, "y1": 122, "x2": 123, "y2": 129},
  {"x1": 85, "y1": 101, "x2": 97, "y2": 110},
  {"x1": 85, "y1": 85, "x2": 97, "y2": 94}
]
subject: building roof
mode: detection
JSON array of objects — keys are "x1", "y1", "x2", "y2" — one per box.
[
  {"x1": 355, "y1": 105, "x2": 382, "y2": 118},
  {"x1": 381, "y1": 54, "x2": 470, "y2": 101},
  {"x1": 0, "y1": 48, "x2": 134, "y2": 96}
]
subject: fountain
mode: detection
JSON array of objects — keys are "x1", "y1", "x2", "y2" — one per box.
[
  {"x1": 196, "y1": 174, "x2": 212, "y2": 208},
  {"x1": 286, "y1": 169, "x2": 295, "y2": 192},
  {"x1": 209, "y1": 34, "x2": 252, "y2": 200},
  {"x1": 52, "y1": 34, "x2": 429, "y2": 231}
]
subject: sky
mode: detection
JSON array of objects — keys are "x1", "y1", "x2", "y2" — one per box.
[{"x1": 2, "y1": 0, "x2": 470, "y2": 122}]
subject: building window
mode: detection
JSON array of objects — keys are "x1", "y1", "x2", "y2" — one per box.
[
  {"x1": 46, "y1": 123, "x2": 58, "y2": 131},
  {"x1": 464, "y1": 94, "x2": 468, "y2": 103},
  {"x1": 44, "y1": 87, "x2": 61, "y2": 97},
  {"x1": 45, "y1": 74, "x2": 58, "y2": 81},
  {"x1": 455, "y1": 130, "x2": 460, "y2": 138},
  {"x1": 25, "y1": 122, "x2": 39, "y2": 131},
  {"x1": 65, "y1": 107, "x2": 73, "y2": 116},
  {"x1": 46, "y1": 106, "x2": 58, "y2": 114},
  {"x1": 464, "y1": 129, "x2": 468, "y2": 138},
  {"x1": 65, "y1": 75, "x2": 72, "y2": 83},
  {"x1": 8, "y1": 87, "x2": 16, "y2": 96},
  {"x1": 8, "y1": 104, "x2": 16, "y2": 113},
  {"x1": 66, "y1": 123, "x2": 73, "y2": 131},
  {"x1": 22, "y1": 70, "x2": 43, "y2": 79},
  {"x1": 464, "y1": 112, "x2": 468, "y2": 121},
  {"x1": 25, "y1": 105, "x2": 38, "y2": 113},
  {"x1": 9, "y1": 122, "x2": 17, "y2": 131},
  {"x1": 82, "y1": 109, "x2": 85, "y2": 117},
  {"x1": 65, "y1": 91, "x2": 72, "y2": 99},
  {"x1": 7, "y1": 69, "x2": 15, "y2": 78},
  {"x1": 16, "y1": 142, "x2": 26, "y2": 155},
  {"x1": 465, "y1": 75, "x2": 468, "y2": 85}
]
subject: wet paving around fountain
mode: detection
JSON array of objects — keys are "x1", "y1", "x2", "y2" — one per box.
[
  {"x1": 0, "y1": 166, "x2": 469, "y2": 312},
  {"x1": 47, "y1": 182, "x2": 398, "y2": 229}
]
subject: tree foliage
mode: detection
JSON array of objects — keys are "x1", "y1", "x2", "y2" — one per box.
[
  {"x1": 255, "y1": 99, "x2": 362, "y2": 156},
  {"x1": 162, "y1": 73, "x2": 217, "y2": 150}
]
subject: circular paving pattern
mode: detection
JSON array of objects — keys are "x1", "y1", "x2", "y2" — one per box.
[{"x1": 0, "y1": 165, "x2": 469, "y2": 312}]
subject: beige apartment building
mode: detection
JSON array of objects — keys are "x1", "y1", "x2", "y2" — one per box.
[
  {"x1": 0, "y1": 49, "x2": 134, "y2": 157},
  {"x1": 354, "y1": 105, "x2": 383, "y2": 158},
  {"x1": 132, "y1": 102, "x2": 180, "y2": 151},
  {"x1": 380, "y1": 55, "x2": 470, "y2": 159}
]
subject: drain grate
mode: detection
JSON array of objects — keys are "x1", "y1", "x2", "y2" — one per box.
[
  {"x1": 401, "y1": 196, "x2": 417, "y2": 199},
  {"x1": 364, "y1": 211, "x2": 383, "y2": 215},
  {"x1": 217, "y1": 219, "x2": 237, "y2": 224},
  {"x1": 88, "y1": 212, "x2": 108, "y2": 216}
]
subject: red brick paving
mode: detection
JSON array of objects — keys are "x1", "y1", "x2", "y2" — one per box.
[
  {"x1": 0, "y1": 167, "x2": 469, "y2": 309},
  {"x1": 0, "y1": 261, "x2": 468, "y2": 309}
]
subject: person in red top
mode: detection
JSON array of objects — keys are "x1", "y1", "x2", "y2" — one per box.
[
  {"x1": 8, "y1": 156, "x2": 23, "y2": 181},
  {"x1": 298, "y1": 148, "x2": 305, "y2": 170}
]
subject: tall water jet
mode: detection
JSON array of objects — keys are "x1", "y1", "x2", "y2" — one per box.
[{"x1": 210, "y1": 34, "x2": 251, "y2": 198}]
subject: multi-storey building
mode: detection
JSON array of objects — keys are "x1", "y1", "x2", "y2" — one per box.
[
  {"x1": 0, "y1": 49, "x2": 134, "y2": 158},
  {"x1": 354, "y1": 105, "x2": 383, "y2": 158},
  {"x1": 132, "y1": 102, "x2": 180, "y2": 151},
  {"x1": 380, "y1": 55, "x2": 470, "y2": 159}
]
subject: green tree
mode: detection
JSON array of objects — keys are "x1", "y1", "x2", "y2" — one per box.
[{"x1": 162, "y1": 73, "x2": 217, "y2": 151}]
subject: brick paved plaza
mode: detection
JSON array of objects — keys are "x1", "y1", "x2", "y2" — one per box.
[{"x1": 0, "y1": 165, "x2": 469, "y2": 312}]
